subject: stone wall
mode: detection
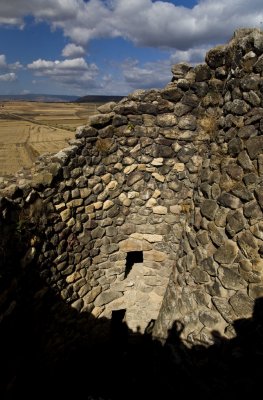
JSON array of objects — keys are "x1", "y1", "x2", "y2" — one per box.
[
  {"x1": 1, "y1": 28, "x2": 263, "y2": 345},
  {"x1": 153, "y1": 28, "x2": 263, "y2": 344}
]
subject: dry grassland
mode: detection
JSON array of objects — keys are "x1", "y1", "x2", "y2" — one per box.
[{"x1": 0, "y1": 101, "x2": 101, "y2": 176}]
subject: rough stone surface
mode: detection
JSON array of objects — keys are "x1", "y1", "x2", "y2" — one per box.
[{"x1": 214, "y1": 241, "x2": 239, "y2": 264}]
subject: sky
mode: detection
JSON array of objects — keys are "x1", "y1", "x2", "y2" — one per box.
[{"x1": 0, "y1": 0, "x2": 262, "y2": 97}]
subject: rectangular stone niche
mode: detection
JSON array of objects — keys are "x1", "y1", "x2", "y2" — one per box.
[{"x1": 125, "y1": 251, "x2": 143, "y2": 278}]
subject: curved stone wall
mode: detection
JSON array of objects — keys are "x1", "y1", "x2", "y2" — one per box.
[
  {"x1": 153, "y1": 28, "x2": 263, "y2": 344},
  {"x1": 31, "y1": 87, "x2": 208, "y2": 332},
  {"x1": 1, "y1": 28, "x2": 263, "y2": 344}
]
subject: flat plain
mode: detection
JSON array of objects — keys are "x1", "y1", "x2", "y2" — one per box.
[{"x1": 0, "y1": 101, "x2": 101, "y2": 176}]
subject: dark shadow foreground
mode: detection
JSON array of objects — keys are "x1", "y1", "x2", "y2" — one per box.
[
  {"x1": 1, "y1": 255, "x2": 263, "y2": 400},
  {"x1": 0, "y1": 202, "x2": 263, "y2": 400}
]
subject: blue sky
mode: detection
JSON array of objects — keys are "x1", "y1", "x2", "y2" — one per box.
[{"x1": 0, "y1": 0, "x2": 262, "y2": 96}]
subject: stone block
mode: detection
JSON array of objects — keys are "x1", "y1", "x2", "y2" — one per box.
[
  {"x1": 119, "y1": 238, "x2": 152, "y2": 252},
  {"x1": 94, "y1": 290, "x2": 123, "y2": 307},
  {"x1": 229, "y1": 291, "x2": 254, "y2": 318},
  {"x1": 214, "y1": 240, "x2": 238, "y2": 264},
  {"x1": 218, "y1": 266, "x2": 246, "y2": 290},
  {"x1": 200, "y1": 199, "x2": 218, "y2": 220}
]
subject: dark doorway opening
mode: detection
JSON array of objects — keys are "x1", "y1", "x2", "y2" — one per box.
[{"x1": 125, "y1": 251, "x2": 143, "y2": 278}]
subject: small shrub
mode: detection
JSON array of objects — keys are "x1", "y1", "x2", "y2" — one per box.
[
  {"x1": 127, "y1": 123, "x2": 135, "y2": 131},
  {"x1": 181, "y1": 204, "x2": 192, "y2": 214},
  {"x1": 198, "y1": 107, "x2": 221, "y2": 140},
  {"x1": 95, "y1": 138, "x2": 113, "y2": 154},
  {"x1": 15, "y1": 198, "x2": 46, "y2": 244},
  {"x1": 199, "y1": 115, "x2": 218, "y2": 136}
]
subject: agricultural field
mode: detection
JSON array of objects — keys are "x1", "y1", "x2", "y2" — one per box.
[{"x1": 0, "y1": 101, "x2": 102, "y2": 177}]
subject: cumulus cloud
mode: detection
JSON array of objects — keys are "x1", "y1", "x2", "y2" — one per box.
[
  {"x1": 27, "y1": 57, "x2": 100, "y2": 89},
  {"x1": 10, "y1": 61, "x2": 23, "y2": 70},
  {"x1": 0, "y1": 54, "x2": 7, "y2": 69},
  {"x1": 0, "y1": 54, "x2": 21, "y2": 83},
  {"x1": 120, "y1": 46, "x2": 213, "y2": 91},
  {"x1": 28, "y1": 57, "x2": 91, "y2": 73},
  {"x1": 62, "y1": 43, "x2": 85, "y2": 57},
  {"x1": 0, "y1": 54, "x2": 22, "y2": 71},
  {"x1": 170, "y1": 46, "x2": 210, "y2": 65},
  {"x1": 0, "y1": 72, "x2": 17, "y2": 82},
  {"x1": 1, "y1": 0, "x2": 262, "y2": 95},
  {"x1": 0, "y1": 0, "x2": 262, "y2": 50},
  {"x1": 0, "y1": 0, "x2": 77, "y2": 27},
  {"x1": 122, "y1": 58, "x2": 172, "y2": 89},
  {"x1": 109, "y1": 0, "x2": 263, "y2": 49}
]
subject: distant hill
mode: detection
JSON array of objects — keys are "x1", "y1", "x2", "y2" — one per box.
[
  {"x1": 75, "y1": 95, "x2": 124, "y2": 103},
  {"x1": 0, "y1": 94, "x2": 78, "y2": 102},
  {"x1": 0, "y1": 94, "x2": 125, "y2": 103}
]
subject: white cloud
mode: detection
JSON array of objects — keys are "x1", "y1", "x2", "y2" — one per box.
[
  {"x1": 122, "y1": 58, "x2": 172, "y2": 89},
  {"x1": 62, "y1": 43, "x2": 85, "y2": 57},
  {"x1": 1, "y1": 1, "x2": 263, "y2": 95},
  {"x1": 0, "y1": 0, "x2": 262, "y2": 50},
  {"x1": 9, "y1": 61, "x2": 23, "y2": 70},
  {"x1": 0, "y1": 54, "x2": 22, "y2": 71},
  {"x1": 28, "y1": 57, "x2": 91, "y2": 72},
  {"x1": 0, "y1": 54, "x2": 7, "y2": 69},
  {"x1": 27, "y1": 57, "x2": 100, "y2": 89},
  {"x1": 0, "y1": 16, "x2": 24, "y2": 28},
  {"x1": 96, "y1": 57, "x2": 174, "y2": 95},
  {"x1": 0, "y1": 0, "x2": 77, "y2": 27},
  {"x1": 0, "y1": 72, "x2": 17, "y2": 82},
  {"x1": 109, "y1": 0, "x2": 263, "y2": 49},
  {"x1": 170, "y1": 46, "x2": 210, "y2": 65},
  {"x1": 0, "y1": 54, "x2": 21, "y2": 83},
  {"x1": 119, "y1": 47, "x2": 212, "y2": 92}
]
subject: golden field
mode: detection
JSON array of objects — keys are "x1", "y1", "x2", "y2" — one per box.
[{"x1": 0, "y1": 101, "x2": 101, "y2": 176}]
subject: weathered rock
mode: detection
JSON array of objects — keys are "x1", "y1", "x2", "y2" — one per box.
[
  {"x1": 229, "y1": 291, "x2": 254, "y2": 318},
  {"x1": 199, "y1": 310, "x2": 220, "y2": 328},
  {"x1": 200, "y1": 199, "x2": 218, "y2": 220},
  {"x1": 231, "y1": 182, "x2": 254, "y2": 202},
  {"x1": 226, "y1": 210, "x2": 245, "y2": 236},
  {"x1": 218, "y1": 193, "x2": 241, "y2": 209},
  {"x1": 238, "y1": 231, "x2": 259, "y2": 259},
  {"x1": 89, "y1": 112, "x2": 114, "y2": 127},
  {"x1": 206, "y1": 45, "x2": 226, "y2": 68},
  {"x1": 255, "y1": 187, "x2": 263, "y2": 209},
  {"x1": 201, "y1": 257, "x2": 218, "y2": 276},
  {"x1": 224, "y1": 99, "x2": 250, "y2": 115},
  {"x1": 119, "y1": 238, "x2": 152, "y2": 252},
  {"x1": 244, "y1": 200, "x2": 262, "y2": 219},
  {"x1": 126, "y1": 171, "x2": 144, "y2": 186},
  {"x1": 237, "y1": 150, "x2": 254, "y2": 171},
  {"x1": 214, "y1": 241, "x2": 239, "y2": 264},
  {"x1": 94, "y1": 290, "x2": 123, "y2": 306},
  {"x1": 192, "y1": 268, "x2": 210, "y2": 284},
  {"x1": 246, "y1": 136, "x2": 263, "y2": 159},
  {"x1": 248, "y1": 283, "x2": 263, "y2": 299},
  {"x1": 212, "y1": 297, "x2": 237, "y2": 323},
  {"x1": 178, "y1": 115, "x2": 197, "y2": 130},
  {"x1": 218, "y1": 266, "x2": 246, "y2": 290}
]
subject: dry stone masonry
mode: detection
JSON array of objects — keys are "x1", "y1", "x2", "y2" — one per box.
[{"x1": 1, "y1": 28, "x2": 263, "y2": 346}]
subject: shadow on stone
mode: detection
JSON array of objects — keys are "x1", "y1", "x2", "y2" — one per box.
[
  {"x1": 1, "y1": 254, "x2": 263, "y2": 400},
  {"x1": 1, "y1": 197, "x2": 263, "y2": 400}
]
